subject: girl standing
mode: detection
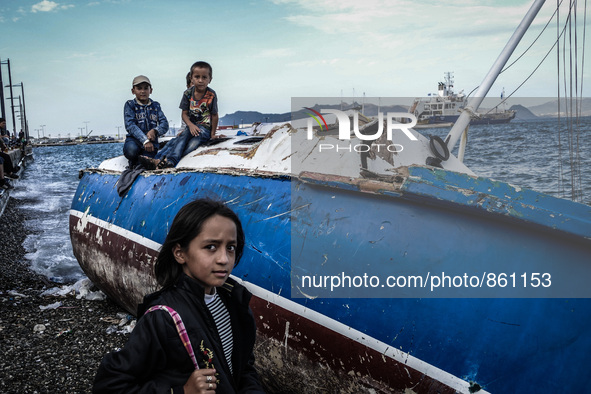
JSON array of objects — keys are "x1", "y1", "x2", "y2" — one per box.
[{"x1": 94, "y1": 199, "x2": 264, "y2": 393}]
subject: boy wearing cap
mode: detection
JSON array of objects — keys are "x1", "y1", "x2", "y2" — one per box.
[{"x1": 123, "y1": 75, "x2": 169, "y2": 167}]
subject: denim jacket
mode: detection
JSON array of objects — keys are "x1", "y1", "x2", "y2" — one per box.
[{"x1": 124, "y1": 99, "x2": 169, "y2": 145}]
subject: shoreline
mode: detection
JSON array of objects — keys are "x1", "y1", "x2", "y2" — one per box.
[
  {"x1": 31, "y1": 139, "x2": 124, "y2": 148},
  {"x1": 0, "y1": 197, "x2": 128, "y2": 393},
  {"x1": 0, "y1": 197, "x2": 284, "y2": 393}
]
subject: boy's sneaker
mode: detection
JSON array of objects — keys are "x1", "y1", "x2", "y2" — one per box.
[
  {"x1": 6, "y1": 173, "x2": 19, "y2": 179},
  {"x1": 158, "y1": 158, "x2": 175, "y2": 169},
  {"x1": 0, "y1": 178, "x2": 14, "y2": 189},
  {"x1": 138, "y1": 155, "x2": 160, "y2": 170}
]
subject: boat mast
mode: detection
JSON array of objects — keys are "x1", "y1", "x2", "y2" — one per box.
[{"x1": 445, "y1": 0, "x2": 547, "y2": 151}]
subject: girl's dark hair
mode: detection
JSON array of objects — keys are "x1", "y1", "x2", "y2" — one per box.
[
  {"x1": 190, "y1": 61, "x2": 213, "y2": 79},
  {"x1": 154, "y1": 198, "x2": 245, "y2": 289}
]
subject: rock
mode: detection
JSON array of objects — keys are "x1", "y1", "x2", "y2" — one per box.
[
  {"x1": 39, "y1": 301, "x2": 62, "y2": 310},
  {"x1": 0, "y1": 197, "x2": 129, "y2": 393}
]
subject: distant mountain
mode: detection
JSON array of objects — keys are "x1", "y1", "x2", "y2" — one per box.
[
  {"x1": 510, "y1": 104, "x2": 538, "y2": 120},
  {"x1": 219, "y1": 111, "x2": 290, "y2": 127},
  {"x1": 527, "y1": 97, "x2": 591, "y2": 117},
  {"x1": 220, "y1": 101, "x2": 410, "y2": 126},
  {"x1": 220, "y1": 98, "x2": 591, "y2": 126},
  {"x1": 291, "y1": 101, "x2": 409, "y2": 120},
  {"x1": 353, "y1": 103, "x2": 409, "y2": 116}
]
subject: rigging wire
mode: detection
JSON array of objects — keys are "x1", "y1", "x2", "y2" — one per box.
[
  {"x1": 464, "y1": 1, "x2": 565, "y2": 102},
  {"x1": 573, "y1": 0, "x2": 582, "y2": 202},
  {"x1": 562, "y1": 0, "x2": 572, "y2": 201},
  {"x1": 465, "y1": 1, "x2": 587, "y2": 202},
  {"x1": 501, "y1": 0, "x2": 566, "y2": 73},
  {"x1": 577, "y1": 0, "x2": 587, "y2": 202},
  {"x1": 558, "y1": 0, "x2": 586, "y2": 203},
  {"x1": 480, "y1": 2, "x2": 574, "y2": 110},
  {"x1": 565, "y1": 0, "x2": 576, "y2": 201},
  {"x1": 557, "y1": 0, "x2": 566, "y2": 198},
  {"x1": 466, "y1": 0, "x2": 571, "y2": 109},
  {"x1": 571, "y1": 0, "x2": 584, "y2": 202}
]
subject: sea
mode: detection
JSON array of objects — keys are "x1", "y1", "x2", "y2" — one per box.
[
  {"x1": 10, "y1": 142, "x2": 122, "y2": 283},
  {"x1": 9, "y1": 117, "x2": 591, "y2": 284}
]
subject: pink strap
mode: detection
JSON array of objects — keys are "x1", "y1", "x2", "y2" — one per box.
[{"x1": 145, "y1": 305, "x2": 199, "y2": 370}]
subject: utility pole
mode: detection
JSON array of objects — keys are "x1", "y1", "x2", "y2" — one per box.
[
  {"x1": 17, "y1": 96, "x2": 23, "y2": 135},
  {"x1": 0, "y1": 58, "x2": 29, "y2": 142},
  {"x1": 6, "y1": 59, "x2": 16, "y2": 139},
  {"x1": 6, "y1": 83, "x2": 28, "y2": 140},
  {"x1": 84, "y1": 121, "x2": 90, "y2": 137},
  {"x1": 40, "y1": 125, "x2": 46, "y2": 138},
  {"x1": 0, "y1": 58, "x2": 5, "y2": 119},
  {"x1": 18, "y1": 82, "x2": 28, "y2": 141},
  {"x1": 0, "y1": 58, "x2": 17, "y2": 138}
]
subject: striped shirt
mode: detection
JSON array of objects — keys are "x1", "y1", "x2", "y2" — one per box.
[{"x1": 205, "y1": 291, "x2": 234, "y2": 374}]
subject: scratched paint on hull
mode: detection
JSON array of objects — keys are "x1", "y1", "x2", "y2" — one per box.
[{"x1": 70, "y1": 164, "x2": 591, "y2": 393}]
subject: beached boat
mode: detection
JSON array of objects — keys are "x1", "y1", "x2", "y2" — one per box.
[
  {"x1": 69, "y1": 1, "x2": 591, "y2": 392},
  {"x1": 409, "y1": 72, "x2": 516, "y2": 126}
]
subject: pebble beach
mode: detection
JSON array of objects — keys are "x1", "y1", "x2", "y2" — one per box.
[
  {"x1": 0, "y1": 198, "x2": 129, "y2": 393},
  {"x1": 0, "y1": 197, "x2": 348, "y2": 394}
]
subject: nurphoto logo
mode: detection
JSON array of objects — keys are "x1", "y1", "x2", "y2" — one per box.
[{"x1": 304, "y1": 108, "x2": 419, "y2": 153}]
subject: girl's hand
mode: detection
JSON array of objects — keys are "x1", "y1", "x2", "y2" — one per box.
[{"x1": 183, "y1": 369, "x2": 217, "y2": 393}]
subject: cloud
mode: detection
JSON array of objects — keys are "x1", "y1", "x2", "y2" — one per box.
[
  {"x1": 288, "y1": 58, "x2": 342, "y2": 67},
  {"x1": 257, "y1": 48, "x2": 294, "y2": 58},
  {"x1": 32, "y1": 1, "x2": 59, "y2": 12},
  {"x1": 271, "y1": 0, "x2": 536, "y2": 40},
  {"x1": 67, "y1": 52, "x2": 98, "y2": 59},
  {"x1": 31, "y1": 1, "x2": 74, "y2": 13},
  {"x1": 278, "y1": 0, "x2": 410, "y2": 34}
]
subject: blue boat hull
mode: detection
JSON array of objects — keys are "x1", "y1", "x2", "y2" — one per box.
[{"x1": 70, "y1": 167, "x2": 591, "y2": 393}]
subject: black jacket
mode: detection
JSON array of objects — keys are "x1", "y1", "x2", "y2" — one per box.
[{"x1": 93, "y1": 274, "x2": 264, "y2": 393}]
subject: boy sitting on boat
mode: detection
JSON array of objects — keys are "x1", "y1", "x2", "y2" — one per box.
[
  {"x1": 140, "y1": 61, "x2": 222, "y2": 170},
  {"x1": 123, "y1": 75, "x2": 169, "y2": 167}
]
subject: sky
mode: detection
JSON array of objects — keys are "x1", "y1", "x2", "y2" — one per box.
[{"x1": 0, "y1": 0, "x2": 589, "y2": 138}]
